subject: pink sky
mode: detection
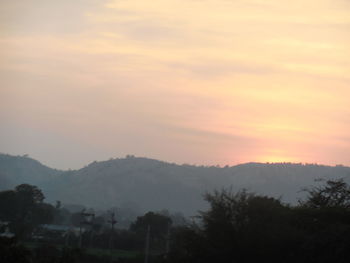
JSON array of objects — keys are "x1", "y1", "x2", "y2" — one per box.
[{"x1": 0, "y1": 0, "x2": 349, "y2": 169}]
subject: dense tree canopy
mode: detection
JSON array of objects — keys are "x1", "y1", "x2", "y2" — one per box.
[
  {"x1": 1, "y1": 180, "x2": 350, "y2": 263},
  {"x1": 300, "y1": 178, "x2": 350, "y2": 209},
  {"x1": 130, "y1": 211, "x2": 172, "y2": 239},
  {"x1": 0, "y1": 184, "x2": 54, "y2": 238},
  {"x1": 167, "y1": 180, "x2": 350, "y2": 263}
]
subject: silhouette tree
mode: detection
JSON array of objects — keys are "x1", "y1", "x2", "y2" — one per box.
[
  {"x1": 198, "y1": 189, "x2": 297, "y2": 263},
  {"x1": 130, "y1": 211, "x2": 172, "y2": 251},
  {"x1": 300, "y1": 178, "x2": 350, "y2": 209},
  {"x1": 0, "y1": 184, "x2": 54, "y2": 239},
  {"x1": 130, "y1": 212, "x2": 172, "y2": 239},
  {"x1": 15, "y1": 184, "x2": 45, "y2": 204},
  {"x1": 294, "y1": 179, "x2": 350, "y2": 263}
]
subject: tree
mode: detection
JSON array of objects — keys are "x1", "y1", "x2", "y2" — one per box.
[
  {"x1": 130, "y1": 212, "x2": 172, "y2": 239},
  {"x1": 14, "y1": 184, "x2": 45, "y2": 225},
  {"x1": 15, "y1": 184, "x2": 45, "y2": 204},
  {"x1": 167, "y1": 184, "x2": 350, "y2": 263},
  {"x1": 0, "y1": 190, "x2": 17, "y2": 221},
  {"x1": 0, "y1": 237, "x2": 32, "y2": 263},
  {"x1": 0, "y1": 184, "x2": 54, "y2": 239},
  {"x1": 200, "y1": 189, "x2": 296, "y2": 263},
  {"x1": 130, "y1": 212, "x2": 172, "y2": 251},
  {"x1": 294, "y1": 179, "x2": 350, "y2": 263},
  {"x1": 300, "y1": 178, "x2": 350, "y2": 209},
  {"x1": 167, "y1": 189, "x2": 299, "y2": 263}
]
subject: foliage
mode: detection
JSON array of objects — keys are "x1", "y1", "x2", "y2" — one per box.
[
  {"x1": 0, "y1": 184, "x2": 54, "y2": 239},
  {"x1": 166, "y1": 180, "x2": 350, "y2": 263},
  {"x1": 2, "y1": 179, "x2": 350, "y2": 263},
  {"x1": 15, "y1": 184, "x2": 45, "y2": 204},
  {"x1": 300, "y1": 178, "x2": 350, "y2": 209},
  {"x1": 0, "y1": 237, "x2": 32, "y2": 263},
  {"x1": 130, "y1": 211, "x2": 172, "y2": 239},
  {"x1": 130, "y1": 211, "x2": 172, "y2": 252}
]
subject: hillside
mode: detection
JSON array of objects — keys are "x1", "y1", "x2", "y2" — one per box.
[
  {"x1": 1, "y1": 153, "x2": 349, "y2": 215},
  {"x1": 0, "y1": 153, "x2": 62, "y2": 190}
]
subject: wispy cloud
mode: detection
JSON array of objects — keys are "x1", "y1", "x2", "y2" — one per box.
[{"x1": 0, "y1": 0, "x2": 349, "y2": 168}]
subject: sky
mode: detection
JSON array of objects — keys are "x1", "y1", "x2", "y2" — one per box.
[{"x1": 0, "y1": 0, "x2": 349, "y2": 169}]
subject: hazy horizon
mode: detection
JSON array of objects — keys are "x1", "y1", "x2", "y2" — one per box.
[
  {"x1": 1, "y1": 0, "x2": 349, "y2": 169},
  {"x1": 1, "y1": 152, "x2": 349, "y2": 171}
]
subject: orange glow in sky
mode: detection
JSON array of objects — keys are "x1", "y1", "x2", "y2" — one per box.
[{"x1": 0, "y1": 0, "x2": 349, "y2": 168}]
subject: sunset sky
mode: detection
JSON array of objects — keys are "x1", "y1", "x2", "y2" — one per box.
[{"x1": 0, "y1": 0, "x2": 349, "y2": 169}]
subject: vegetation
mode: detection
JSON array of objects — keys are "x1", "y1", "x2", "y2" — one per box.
[
  {"x1": 2, "y1": 153, "x2": 350, "y2": 216},
  {"x1": 1, "y1": 179, "x2": 350, "y2": 262},
  {"x1": 166, "y1": 179, "x2": 350, "y2": 263},
  {"x1": 0, "y1": 184, "x2": 55, "y2": 239}
]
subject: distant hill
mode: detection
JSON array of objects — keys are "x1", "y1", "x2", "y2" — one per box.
[
  {"x1": 0, "y1": 153, "x2": 62, "y2": 190},
  {"x1": 1, "y1": 153, "x2": 349, "y2": 215}
]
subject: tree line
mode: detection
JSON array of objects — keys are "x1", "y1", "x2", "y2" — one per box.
[
  {"x1": 1, "y1": 178, "x2": 350, "y2": 262},
  {"x1": 167, "y1": 178, "x2": 350, "y2": 263}
]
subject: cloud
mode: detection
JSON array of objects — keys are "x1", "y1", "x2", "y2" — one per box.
[
  {"x1": 0, "y1": 0, "x2": 349, "y2": 167},
  {"x1": 169, "y1": 59, "x2": 277, "y2": 79},
  {"x1": 0, "y1": 0, "x2": 106, "y2": 35}
]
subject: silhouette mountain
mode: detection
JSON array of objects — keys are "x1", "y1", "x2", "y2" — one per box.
[{"x1": 1, "y1": 153, "x2": 349, "y2": 215}]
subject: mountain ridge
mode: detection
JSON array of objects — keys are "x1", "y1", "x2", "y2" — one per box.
[{"x1": 1, "y1": 153, "x2": 349, "y2": 215}]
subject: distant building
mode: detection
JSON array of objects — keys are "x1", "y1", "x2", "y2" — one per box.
[
  {"x1": 0, "y1": 221, "x2": 15, "y2": 238},
  {"x1": 0, "y1": 227, "x2": 15, "y2": 238},
  {"x1": 34, "y1": 224, "x2": 82, "y2": 239}
]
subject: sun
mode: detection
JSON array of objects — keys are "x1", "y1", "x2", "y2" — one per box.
[{"x1": 256, "y1": 154, "x2": 297, "y2": 164}]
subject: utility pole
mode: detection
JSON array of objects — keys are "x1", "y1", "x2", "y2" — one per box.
[
  {"x1": 88, "y1": 213, "x2": 95, "y2": 249},
  {"x1": 79, "y1": 209, "x2": 95, "y2": 248},
  {"x1": 79, "y1": 222, "x2": 82, "y2": 248},
  {"x1": 165, "y1": 222, "x2": 171, "y2": 255},
  {"x1": 108, "y1": 212, "x2": 117, "y2": 263},
  {"x1": 65, "y1": 230, "x2": 70, "y2": 247},
  {"x1": 89, "y1": 227, "x2": 94, "y2": 248},
  {"x1": 144, "y1": 225, "x2": 151, "y2": 263}
]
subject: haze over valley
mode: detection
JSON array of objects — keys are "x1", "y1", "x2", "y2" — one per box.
[{"x1": 1, "y1": 153, "x2": 349, "y2": 216}]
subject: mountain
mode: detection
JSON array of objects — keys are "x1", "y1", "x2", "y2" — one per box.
[
  {"x1": 1, "y1": 153, "x2": 350, "y2": 215},
  {"x1": 0, "y1": 153, "x2": 62, "y2": 190}
]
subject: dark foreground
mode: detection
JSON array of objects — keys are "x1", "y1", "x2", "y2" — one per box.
[{"x1": 1, "y1": 179, "x2": 350, "y2": 263}]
